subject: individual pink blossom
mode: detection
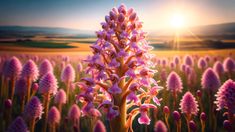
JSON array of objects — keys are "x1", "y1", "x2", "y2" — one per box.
[
  {"x1": 213, "y1": 61, "x2": 224, "y2": 75},
  {"x1": 179, "y1": 92, "x2": 199, "y2": 115},
  {"x1": 197, "y1": 57, "x2": 207, "y2": 69},
  {"x1": 166, "y1": 71, "x2": 182, "y2": 93},
  {"x1": 183, "y1": 55, "x2": 194, "y2": 66},
  {"x1": 61, "y1": 64, "x2": 75, "y2": 83},
  {"x1": 138, "y1": 104, "x2": 157, "y2": 125},
  {"x1": 154, "y1": 120, "x2": 167, "y2": 132},
  {"x1": 169, "y1": 61, "x2": 175, "y2": 69},
  {"x1": 173, "y1": 55, "x2": 180, "y2": 65},
  {"x1": 39, "y1": 59, "x2": 53, "y2": 77},
  {"x1": 160, "y1": 69, "x2": 167, "y2": 82},
  {"x1": 205, "y1": 55, "x2": 211, "y2": 63},
  {"x1": 77, "y1": 63, "x2": 83, "y2": 72},
  {"x1": 161, "y1": 58, "x2": 168, "y2": 67},
  {"x1": 38, "y1": 72, "x2": 58, "y2": 95},
  {"x1": 48, "y1": 106, "x2": 61, "y2": 125},
  {"x1": 201, "y1": 68, "x2": 221, "y2": 92},
  {"x1": 24, "y1": 96, "x2": 43, "y2": 121},
  {"x1": 223, "y1": 57, "x2": 235, "y2": 72},
  {"x1": 21, "y1": 59, "x2": 39, "y2": 81},
  {"x1": 54, "y1": 89, "x2": 67, "y2": 104},
  {"x1": 68, "y1": 104, "x2": 81, "y2": 122},
  {"x1": 5, "y1": 56, "x2": 22, "y2": 79}
]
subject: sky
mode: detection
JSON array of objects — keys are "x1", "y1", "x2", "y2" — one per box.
[{"x1": 0, "y1": 0, "x2": 235, "y2": 31}]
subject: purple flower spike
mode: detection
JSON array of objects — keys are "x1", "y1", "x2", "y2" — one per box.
[
  {"x1": 198, "y1": 57, "x2": 207, "y2": 69},
  {"x1": 94, "y1": 120, "x2": 106, "y2": 132},
  {"x1": 61, "y1": 64, "x2": 75, "y2": 83},
  {"x1": 215, "y1": 79, "x2": 235, "y2": 113},
  {"x1": 24, "y1": 96, "x2": 43, "y2": 120},
  {"x1": 15, "y1": 78, "x2": 27, "y2": 96},
  {"x1": 68, "y1": 104, "x2": 81, "y2": 121},
  {"x1": 183, "y1": 55, "x2": 194, "y2": 66},
  {"x1": 173, "y1": 55, "x2": 180, "y2": 65},
  {"x1": 166, "y1": 71, "x2": 183, "y2": 93},
  {"x1": 39, "y1": 59, "x2": 53, "y2": 77},
  {"x1": 54, "y1": 89, "x2": 67, "y2": 104},
  {"x1": 48, "y1": 106, "x2": 61, "y2": 125},
  {"x1": 8, "y1": 116, "x2": 28, "y2": 132},
  {"x1": 179, "y1": 92, "x2": 199, "y2": 115},
  {"x1": 39, "y1": 72, "x2": 58, "y2": 95},
  {"x1": 154, "y1": 120, "x2": 167, "y2": 132},
  {"x1": 21, "y1": 59, "x2": 39, "y2": 81},
  {"x1": 201, "y1": 68, "x2": 221, "y2": 92},
  {"x1": 172, "y1": 111, "x2": 181, "y2": 121},
  {"x1": 76, "y1": 4, "x2": 161, "y2": 128},
  {"x1": 213, "y1": 61, "x2": 224, "y2": 75},
  {"x1": 223, "y1": 57, "x2": 235, "y2": 72},
  {"x1": 5, "y1": 56, "x2": 22, "y2": 78},
  {"x1": 77, "y1": 63, "x2": 83, "y2": 72}
]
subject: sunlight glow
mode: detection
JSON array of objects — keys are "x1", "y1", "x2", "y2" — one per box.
[{"x1": 170, "y1": 13, "x2": 185, "y2": 29}]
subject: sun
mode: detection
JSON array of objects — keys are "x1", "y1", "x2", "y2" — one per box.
[{"x1": 170, "y1": 13, "x2": 185, "y2": 29}]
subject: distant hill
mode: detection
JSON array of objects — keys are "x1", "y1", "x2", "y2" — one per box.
[
  {"x1": 190, "y1": 22, "x2": 235, "y2": 36},
  {"x1": 0, "y1": 26, "x2": 95, "y2": 38},
  {"x1": 148, "y1": 22, "x2": 235, "y2": 38},
  {"x1": 1, "y1": 22, "x2": 235, "y2": 38}
]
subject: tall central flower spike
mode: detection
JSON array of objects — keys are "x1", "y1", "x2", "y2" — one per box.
[{"x1": 77, "y1": 4, "x2": 161, "y2": 132}]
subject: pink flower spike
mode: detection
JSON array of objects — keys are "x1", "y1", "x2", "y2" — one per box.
[
  {"x1": 48, "y1": 106, "x2": 61, "y2": 125},
  {"x1": 179, "y1": 92, "x2": 199, "y2": 115},
  {"x1": 8, "y1": 116, "x2": 28, "y2": 132}
]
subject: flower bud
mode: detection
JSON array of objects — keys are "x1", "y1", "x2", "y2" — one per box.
[
  {"x1": 118, "y1": 13, "x2": 125, "y2": 23},
  {"x1": 4, "y1": 99, "x2": 12, "y2": 109},
  {"x1": 223, "y1": 120, "x2": 232, "y2": 131},
  {"x1": 189, "y1": 120, "x2": 197, "y2": 132},
  {"x1": 172, "y1": 111, "x2": 181, "y2": 121},
  {"x1": 200, "y1": 112, "x2": 206, "y2": 121},
  {"x1": 196, "y1": 90, "x2": 202, "y2": 98},
  {"x1": 129, "y1": 12, "x2": 137, "y2": 22},
  {"x1": 163, "y1": 106, "x2": 170, "y2": 114}
]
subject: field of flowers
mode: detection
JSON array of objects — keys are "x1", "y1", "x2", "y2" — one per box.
[{"x1": 0, "y1": 4, "x2": 235, "y2": 132}]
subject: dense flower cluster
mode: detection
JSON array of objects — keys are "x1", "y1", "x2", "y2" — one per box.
[
  {"x1": 179, "y1": 92, "x2": 199, "y2": 115},
  {"x1": 215, "y1": 79, "x2": 235, "y2": 113},
  {"x1": 77, "y1": 4, "x2": 160, "y2": 129}
]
